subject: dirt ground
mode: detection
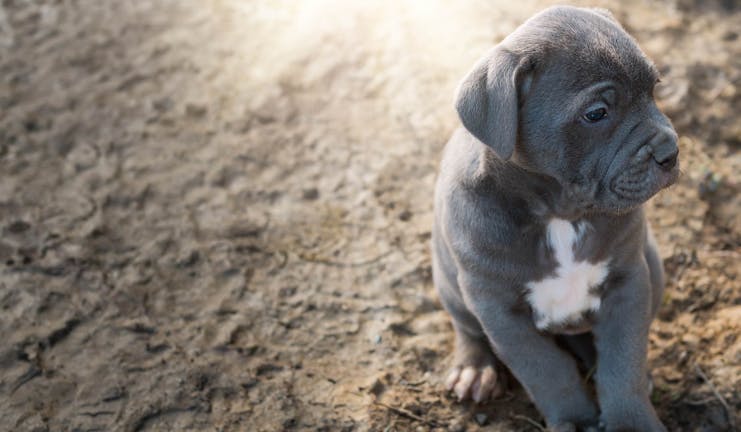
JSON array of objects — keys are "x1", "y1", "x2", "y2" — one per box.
[{"x1": 0, "y1": 0, "x2": 738, "y2": 431}]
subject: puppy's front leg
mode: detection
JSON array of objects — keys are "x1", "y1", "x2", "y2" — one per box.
[
  {"x1": 592, "y1": 264, "x2": 666, "y2": 432},
  {"x1": 462, "y1": 275, "x2": 599, "y2": 430}
]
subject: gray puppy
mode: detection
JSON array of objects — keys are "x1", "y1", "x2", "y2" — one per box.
[{"x1": 432, "y1": 6, "x2": 679, "y2": 432}]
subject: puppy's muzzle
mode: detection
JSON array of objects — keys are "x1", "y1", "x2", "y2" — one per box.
[{"x1": 610, "y1": 124, "x2": 679, "y2": 205}]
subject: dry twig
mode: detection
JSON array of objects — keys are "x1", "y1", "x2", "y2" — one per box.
[
  {"x1": 373, "y1": 400, "x2": 443, "y2": 428},
  {"x1": 694, "y1": 364, "x2": 736, "y2": 430},
  {"x1": 511, "y1": 414, "x2": 547, "y2": 431},
  {"x1": 297, "y1": 250, "x2": 392, "y2": 267}
]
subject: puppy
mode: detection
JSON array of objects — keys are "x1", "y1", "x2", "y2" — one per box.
[{"x1": 432, "y1": 6, "x2": 678, "y2": 431}]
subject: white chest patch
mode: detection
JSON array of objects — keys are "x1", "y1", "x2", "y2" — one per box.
[{"x1": 526, "y1": 219, "x2": 609, "y2": 330}]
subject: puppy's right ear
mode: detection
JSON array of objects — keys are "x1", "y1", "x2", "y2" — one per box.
[{"x1": 455, "y1": 48, "x2": 526, "y2": 160}]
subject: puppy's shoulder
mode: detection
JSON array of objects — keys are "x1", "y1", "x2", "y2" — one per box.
[
  {"x1": 437, "y1": 128, "x2": 482, "y2": 189},
  {"x1": 435, "y1": 129, "x2": 520, "y2": 249}
]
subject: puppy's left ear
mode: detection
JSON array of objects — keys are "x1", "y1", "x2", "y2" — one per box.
[{"x1": 455, "y1": 47, "x2": 531, "y2": 160}]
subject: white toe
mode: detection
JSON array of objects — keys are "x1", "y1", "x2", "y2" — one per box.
[
  {"x1": 445, "y1": 367, "x2": 461, "y2": 391},
  {"x1": 474, "y1": 366, "x2": 499, "y2": 402},
  {"x1": 454, "y1": 367, "x2": 477, "y2": 401}
]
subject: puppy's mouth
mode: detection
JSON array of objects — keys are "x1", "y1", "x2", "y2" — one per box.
[
  {"x1": 547, "y1": 142, "x2": 679, "y2": 218},
  {"x1": 608, "y1": 145, "x2": 680, "y2": 208}
]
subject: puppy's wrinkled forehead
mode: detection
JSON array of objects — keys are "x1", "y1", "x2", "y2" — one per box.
[{"x1": 510, "y1": 6, "x2": 659, "y2": 90}]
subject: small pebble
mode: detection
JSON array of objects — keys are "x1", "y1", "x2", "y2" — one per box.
[
  {"x1": 6, "y1": 220, "x2": 30, "y2": 234},
  {"x1": 302, "y1": 188, "x2": 319, "y2": 200},
  {"x1": 474, "y1": 413, "x2": 488, "y2": 426},
  {"x1": 185, "y1": 103, "x2": 207, "y2": 118},
  {"x1": 723, "y1": 31, "x2": 738, "y2": 41},
  {"x1": 448, "y1": 419, "x2": 465, "y2": 432},
  {"x1": 367, "y1": 378, "x2": 385, "y2": 396}
]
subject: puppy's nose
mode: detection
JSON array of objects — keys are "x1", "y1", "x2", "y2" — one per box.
[
  {"x1": 650, "y1": 130, "x2": 679, "y2": 171},
  {"x1": 653, "y1": 149, "x2": 678, "y2": 171}
]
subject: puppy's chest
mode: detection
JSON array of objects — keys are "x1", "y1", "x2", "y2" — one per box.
[{"x1": 526, "y1": 218, "x2": 610, "y2": 332}]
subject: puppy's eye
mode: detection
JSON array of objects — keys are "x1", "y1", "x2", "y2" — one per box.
[{"x1": 584, "y1": 107, "x2": 608, "y2": 122}]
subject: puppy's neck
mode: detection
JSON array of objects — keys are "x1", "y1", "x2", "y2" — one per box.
[{"x1": 476, "y1": 146, "x2": 590, "y2": 221}]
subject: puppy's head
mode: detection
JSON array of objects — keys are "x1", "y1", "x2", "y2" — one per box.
[{"x1": 456, "y1": 6, "x2": 679, "y2": 214}]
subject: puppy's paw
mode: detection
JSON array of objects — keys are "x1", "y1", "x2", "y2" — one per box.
[{"x1": 445, "y1": 364, "x2": 502, "y2": 403}]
